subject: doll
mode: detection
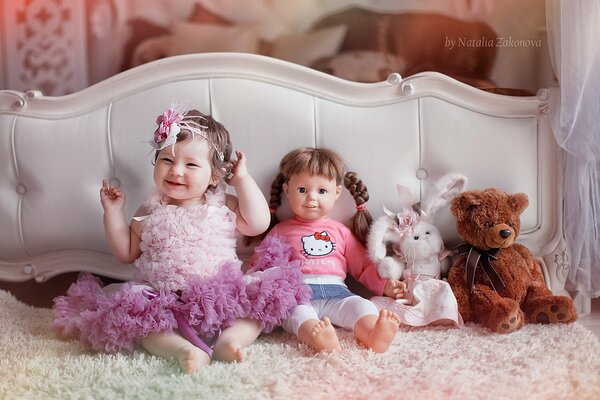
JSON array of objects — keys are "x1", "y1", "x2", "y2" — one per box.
[
  {"x1": 368, "y1": 174, "x2": 466, "y2": 327},
  {"x1": 53, "y1": 106, "x2": 310, "y2": 373},
  {"x1": 252, "y1": 147, "x2": 404, "y2": 353}
]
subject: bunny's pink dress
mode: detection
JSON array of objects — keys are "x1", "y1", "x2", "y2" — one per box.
[
  {"x1": 53, "y1": 185, "x2": 310, "y2": 354},
  {"x1": 371, "y1": 265, "x2": 463, "y2": 327}
]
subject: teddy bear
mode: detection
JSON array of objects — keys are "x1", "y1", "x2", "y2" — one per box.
[{"x1": 447, "y1": 188, "x2": 578, "y2": 333}]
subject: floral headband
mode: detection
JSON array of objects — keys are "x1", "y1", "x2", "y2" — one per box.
[{"x1": 151, "y1": 107, "x2": 224, "y2": 161}]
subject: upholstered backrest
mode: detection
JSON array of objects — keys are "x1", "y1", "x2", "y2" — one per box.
[{"x1": 0, "y1": 53, "x2": 566, "y2": 294}]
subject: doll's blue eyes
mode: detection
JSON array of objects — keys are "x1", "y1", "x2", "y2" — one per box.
[{"x1": 297, "y1": 188, "x2": 327, "y2": 194}]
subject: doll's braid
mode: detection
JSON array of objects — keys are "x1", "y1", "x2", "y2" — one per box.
[
  {"x1": 267, "y1": 172, "x2": 286, "y2": 231},
  {"x1": 344, "y1": 171, "x2": 373, "y2": 245}
]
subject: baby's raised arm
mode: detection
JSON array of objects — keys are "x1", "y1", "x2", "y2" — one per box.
[
  {"x1": 225, "y1": 151, "x2": 270, "y2": 236},
  {"x1": 100, "y1": 180, "x2": 142, "y2": 264}
]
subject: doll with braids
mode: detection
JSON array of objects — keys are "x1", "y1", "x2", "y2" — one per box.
[{"x1": 251, "y1": 147, "x2": 404, "y2": 353}]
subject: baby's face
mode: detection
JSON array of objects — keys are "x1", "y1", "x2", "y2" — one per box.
[{"x1": 153, "y1": 138, "x2": 214, "y2": 206}]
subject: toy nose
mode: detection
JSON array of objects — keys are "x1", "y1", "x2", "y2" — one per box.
[{"x1": 499, "y1": 229, "x2": 512, "y2": 238}]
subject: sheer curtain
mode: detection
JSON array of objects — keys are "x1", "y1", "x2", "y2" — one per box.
[{"x1": 546, "y1": 0, "x2": 600, "y2": 297}]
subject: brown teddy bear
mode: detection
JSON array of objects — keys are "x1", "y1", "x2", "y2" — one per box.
[{"x1": 447, "y1": 188, "x2": 578, "y2": 333}]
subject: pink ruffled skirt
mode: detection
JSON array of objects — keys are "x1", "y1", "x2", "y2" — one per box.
[{"x1": 53, "y1": 249, "x2": 310, "y2": 353}]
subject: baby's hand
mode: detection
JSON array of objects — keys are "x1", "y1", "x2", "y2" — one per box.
[
  {"x1": 227, "y1": 150, "x2": 250, "y2": 187},
  {"x1": 100, "y1": 179, "x2": 126, "y2": 212},
  {"x1": 383, "y1": 279, "x2": 406, "y2": 299}
]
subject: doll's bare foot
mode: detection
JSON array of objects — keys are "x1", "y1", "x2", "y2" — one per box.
[
  {"x1": 309, "y1": 317, "x2": 342, "y2": 353},
  {"x1": 213, "y1": 340, "x2": 245, "y2": 363},
  {"x1": 176, "y1": 345, "x2": 211, "y2": 374},
  {"x1": 365, "y1": 309, "x2": 401, "y2": 353}
]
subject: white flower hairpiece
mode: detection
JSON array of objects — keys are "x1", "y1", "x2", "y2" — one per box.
[{"x1": 150, "y1": 106, "x2": 224, "y2": 161}]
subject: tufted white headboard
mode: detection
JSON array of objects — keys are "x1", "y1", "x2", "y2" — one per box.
[{"x1": 0, "y1": 53, "x2": 568, "y2": 296}]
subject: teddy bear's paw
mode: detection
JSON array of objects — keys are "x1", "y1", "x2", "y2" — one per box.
[
  {"x1": 530, "y1": 297, "x2": 578, "y2": 324},
  {"x1": 495, "y1": 309, "x2": 524, "y2": 333}
]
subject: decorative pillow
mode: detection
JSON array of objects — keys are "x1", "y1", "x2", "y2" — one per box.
[
  {"x1": 170, "y1": 21, "x2": 260, "y2": 54},
  {"x1": 193, "y1": 0, "x2": 290, "y2": 41},
  {"x1": 187, "y1": 2, "x2": 231, "y2": 25},
  {"x1": 268, "y1": 25, "x2": 347, "y2": 67},
  {"x1": 130, "y1": 22, "x2": 260, "y2": 67},
  {"x1": 122, "y1": 18, "x2": 169, "y2": 69},
  {"x1": 269, "y1": 0, "x2": 323, "y2": 33},
  {"x1": 312, "y1": 50, "x2": 407, "y2": 83},
  {"x1": 130, "y1": 36, "x2": 173, "y2": 67}
]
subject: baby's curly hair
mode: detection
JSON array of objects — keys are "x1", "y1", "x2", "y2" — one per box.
[{"x1": 153, "y1": 110, "x2": 233, "y2": 185}]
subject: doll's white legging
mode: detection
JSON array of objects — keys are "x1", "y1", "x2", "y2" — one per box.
[{"x1": 281, "y1": 295, "x2": 378, "y2": 336}]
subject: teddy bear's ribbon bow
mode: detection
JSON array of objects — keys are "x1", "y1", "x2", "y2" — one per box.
[{"x1": 456, "y1": 243, "x2": 506, "y2": 293}]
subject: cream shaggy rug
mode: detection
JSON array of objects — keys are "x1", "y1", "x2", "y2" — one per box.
[{"x1": 1, "y1": 289, "x2": 599, "y2": 400}]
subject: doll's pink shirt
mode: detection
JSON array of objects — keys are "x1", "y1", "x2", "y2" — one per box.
[{"x1": 268, "y1": 216, "x2": 387, "y2": 296}]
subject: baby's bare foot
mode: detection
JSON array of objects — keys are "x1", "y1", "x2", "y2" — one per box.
[
  {"x1": 368, "y1": 309, "x2": 401, "y2": 353},
  {"x1": 176, "y1": 346, "x2": 211, "y2": 374},
  {"x1": 214, "y1": 341, "x2": 245, "y2": 363},
  {"x1": 310, "y1": 317, "x2": 341, "y2": 353}
]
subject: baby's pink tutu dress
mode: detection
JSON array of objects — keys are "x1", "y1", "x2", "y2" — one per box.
[{"x1": 53, "y1": 185, "x2": 310, "y2": 354}]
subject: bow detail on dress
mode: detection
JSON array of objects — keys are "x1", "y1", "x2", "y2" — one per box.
[{"x1": 455, "y1": 243, "x2": 506, "y2": 293}]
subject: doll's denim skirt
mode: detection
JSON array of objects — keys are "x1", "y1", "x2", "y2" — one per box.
[{"x1": 308, "y1": 284, "x2": 353, "y2": 300}]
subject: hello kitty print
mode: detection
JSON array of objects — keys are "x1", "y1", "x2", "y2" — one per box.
[
  {"x1": 301, "y1": 231, "x2": 336, "y2": 257},
  {"x1": 265, "y1": 218, "x2": 387, "y2": 292}
]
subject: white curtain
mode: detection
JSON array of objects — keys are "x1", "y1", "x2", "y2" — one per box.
[{"x1": 546, "y1": 0, "x2": 600, "y2": 297}]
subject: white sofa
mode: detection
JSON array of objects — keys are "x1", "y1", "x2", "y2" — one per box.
[{"x1": 0, "y1": 53, "x2": 569, "y2": 298}]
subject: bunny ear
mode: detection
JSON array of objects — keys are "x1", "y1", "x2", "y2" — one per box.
[
  {"x1": 382, "y1": 205, "x2": 395, "y2": 217},
  {"x1": 397, "y1": 184, "x2": 418, "y2": 209},
  {"x1": 422, "y1": 173, "x2": 468, "y2": 216}
]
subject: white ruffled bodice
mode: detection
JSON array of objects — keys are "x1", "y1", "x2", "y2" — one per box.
[{"x1": 134, "y1": 184, "x2": 240, "y2": 291}]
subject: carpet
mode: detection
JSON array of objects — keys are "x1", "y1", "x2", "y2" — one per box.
[{"x1": 1, "y1": 289, "x2": 599, "y2": 400}]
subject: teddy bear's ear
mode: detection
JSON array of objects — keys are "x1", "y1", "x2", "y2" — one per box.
[
  {"x1": 450, "y1": 191, "x2": 482, "y2": 221},
  {"x1": 508, "y1": 193, "x2": 529, "y2": 215}
]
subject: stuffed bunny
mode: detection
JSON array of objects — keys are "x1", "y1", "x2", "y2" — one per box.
[
  {"x1": 368, "y1": 173, "x2": 466, "y2": 281},
  {"x1": 368, "y1": 173, "x2": 467, "y2": 327},
  {"x1": 398, "y1": 219, "x2": 452, "y2": 281}
]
